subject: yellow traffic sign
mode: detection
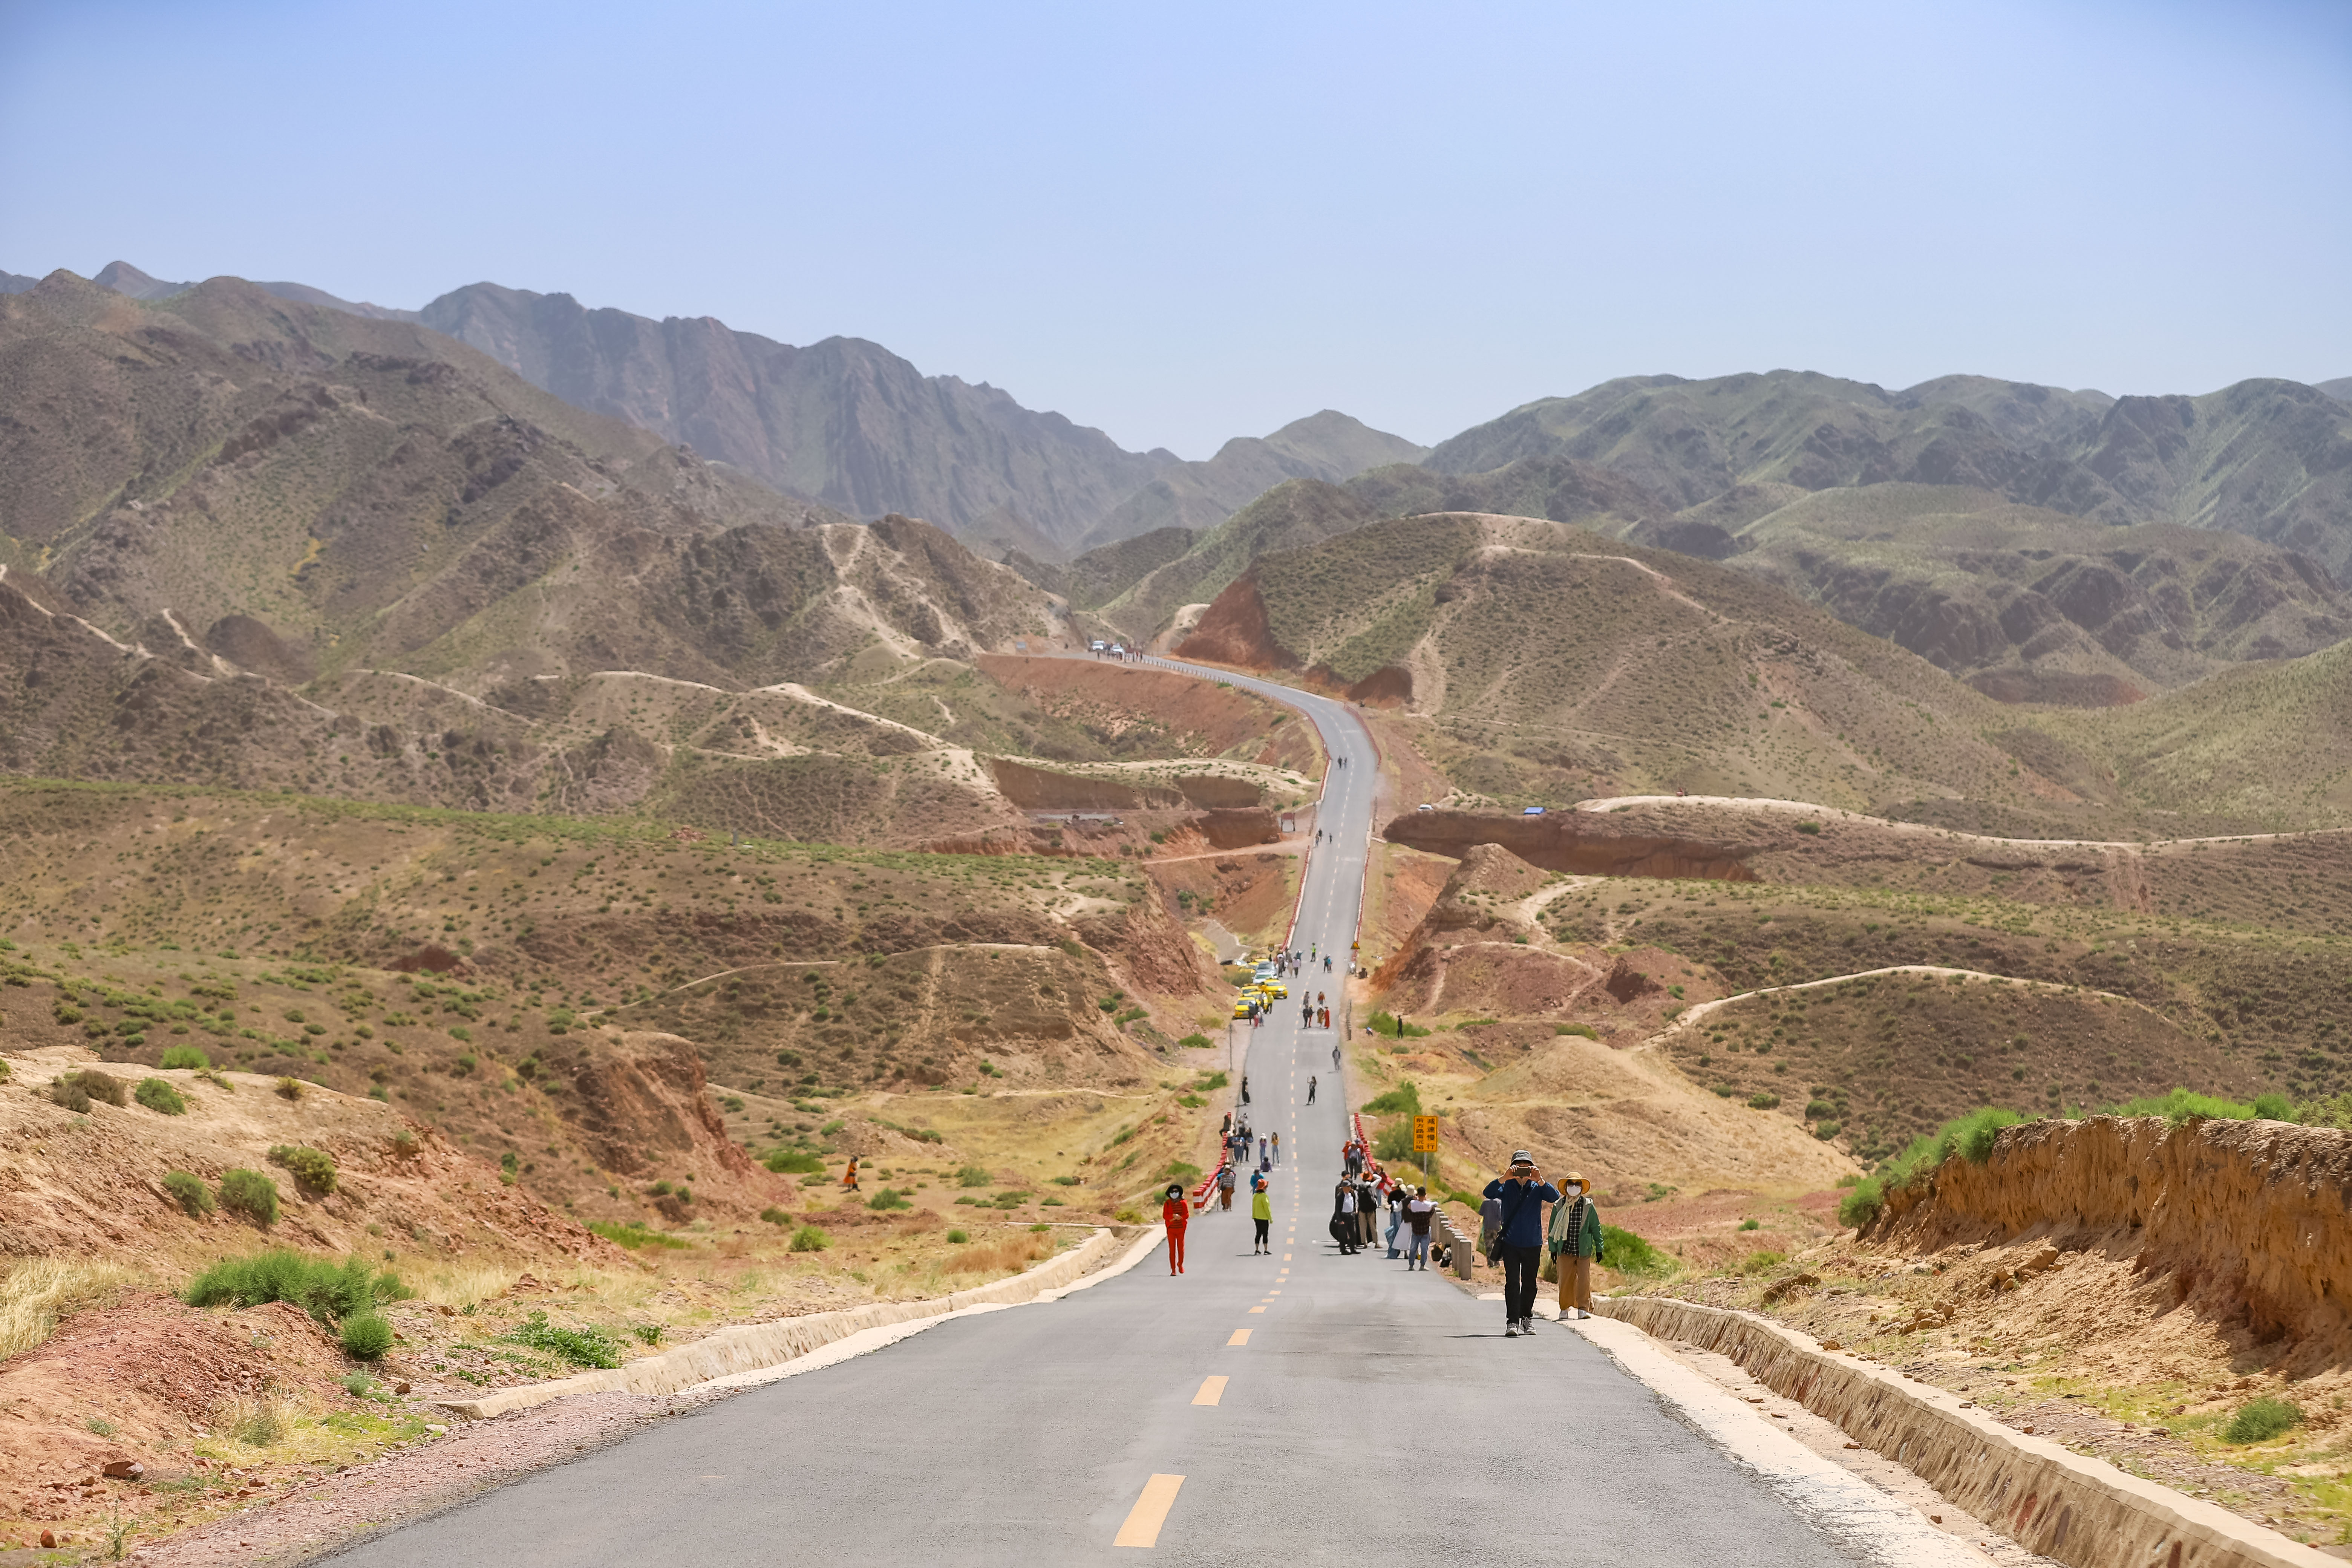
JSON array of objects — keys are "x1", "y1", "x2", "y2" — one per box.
[{"x1": 1411, "y1": 1115, "x2": 1440, "y2": 1153}]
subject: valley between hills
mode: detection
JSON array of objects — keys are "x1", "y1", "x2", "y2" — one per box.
[{"x1": 7, "y1": 260, "x2": 2352, "y2": 1554}]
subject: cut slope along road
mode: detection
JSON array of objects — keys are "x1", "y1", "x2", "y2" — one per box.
[{"x1": 328, "y1": 656, "x2": 1953, "y2": 1566}]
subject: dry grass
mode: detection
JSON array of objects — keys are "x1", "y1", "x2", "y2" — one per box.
[
  {"x1": 0, "y1": 1257, "x2": 141, "y2": 1361},
  {"x1": 401, "y1": 1259, "x2": 521, "y2": 1311}
]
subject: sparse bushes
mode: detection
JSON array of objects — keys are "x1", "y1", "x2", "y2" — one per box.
[
  {"x1": 1372, "y1": 1122, "x2": 1412, "y2": 1161},
  {"x1": 136, "y1": 1077, "x2": 188, "y2": 1115},
  {"x1": 2223, "y1": 1396, "x2": 2302, "y2": 1444},
  {"x1": 867, "y1": 1188, "x2": 913, "y2": 1211},
  {"x1": 764, "y1": 1148, "x2": 824, "y2": 1174},
  {"x1": 1556, "y1": 1022, "x2": 1598, "y2": 1039},
  {"x1": 184, "y1": 1249, "x2": 406, "y2": 1325},
  {"x1": 47, "y1": 1075, "x2": 90, "y2": 1113},
  {"x1": 159, "y1": 1044, "x2": 210, "y2": 1070},
  {"x1": 505, "y1": 1310, "x2": 623, "y2": 1369},
  {"x1": 339, "y1": 1313, "x2": 394, "y2": 1361},
  {"x1": 268, "y1": 1144, "x2": 337, "y2": 1196},
  {"x1": 217, "y1": 1169, "x2": 280, "y2": 1227},
  {"x1": 954, "y1": 1165, "x2": 992, "y2": 1188},
  {"x1": 586, "y1": 1220, "x2": 688, "y2": 1251},
  {"x1": 274, "y1": 1076, "x2": 303, "y2": 1101},
  {"x1": 946, "y1": 1228, "x2": 969, "y2": 1243},
  {"x1": 1746, "y1": 1092, "x2": 1781, "y2": 1110},
  {"x1": 1361, "y1": 1081, "x2": 1422, "y2": 1116},
  {"x1": 789, "y1": 1224, "x2": 829, "y2": 1253},
  {"x1": 1178, "y1": 1033, "x2": 1211, "y2": 1049},
  {"x1": 1837, "y1": 1178, "x2": 1884, "y2": 1231},
  {"x1": 1599, "y1": 1225, "x2": 1671, "y2": 1279},
  {"x1": 60, "y1": 1069, "x2": 127, "y2": 1108},
  {"x1": 162, "y1": 1170, "x2": 215, "y2": 1217},
  {"x1": 1158, "y1": 1161, "x2": 1201, "y2": 1186},
  {"x1": 758, "y1": 1206, "x2": 790, "y2": 1225}
]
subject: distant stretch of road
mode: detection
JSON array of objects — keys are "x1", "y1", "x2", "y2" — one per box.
[{"x1": 330, "y1": 654, "x2": 1883, "y2": 1566}]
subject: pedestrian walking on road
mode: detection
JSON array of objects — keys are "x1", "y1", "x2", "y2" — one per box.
[
  {"x1": 1484, "y1": 1152, "x2": 1561, "y2": 1337},
  {"x1": 841, "y1": 1156, "x2": 860, "y2": 1193},
  {"x1": 1320, "y1": 1006, "x2": 1330, "y2": 1028},
  {"x1": 1331, "y1": 1175, "x2": 1360, "y2": 1254},
  {"x1": 1217, "y1": 1162, "x2": 1237, "y2": 1211},
  {"x1": 1259, "y1": 1135, "x2": 1269, "y2": 1167},
  {"x1": 1241, "y1": 1075, "x2": 1251, "y2": 1106},
  {"x1": 1331, "y1": 1044, "x2": 1341, "y2": 1071},
  {"x1": 1307, "y1": 1076, "x2": 1317, "y2": 1104},
  {"x1": 1405, "y1": 1187, "x2": 1436, "y2": 1269},
  {"x1": 1385, "y1": 1182, "x2": 1407, "y2": 1257},
  {"x1": 1271, "y1": 1130, "x2": 1281, "y2": 1165},
  {"x1": 1251, "y1": 1178, "x2": 1273, "y2": 1252},
  {"x1": 1549, "y1": 1170, "x2": 1604, "y2": 1318},
  {"x1": 1162, "y1": 1184, "x2": 1189, "y2": 1275},
  {"x1": 1357, "y1": 1177, "x2": 1380, "y2": 1248}
]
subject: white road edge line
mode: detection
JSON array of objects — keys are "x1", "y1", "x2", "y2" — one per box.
[
  {"x1": 1566, "y1": 1315, "x2": 1995, "y2": 1568},
  {"x1": 686, "y1": 1228, "x2": 1171, "y2": 1396}
]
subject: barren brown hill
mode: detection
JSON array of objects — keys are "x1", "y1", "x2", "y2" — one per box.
[
  {"x1": 418, "y1": 279, "x2": 1178, "y2": 553},
  {"x1": 1178, "y1": 511, "x2": 2097, "y2": 817},
  {"x1": 1720, "y1": 484, "x2": 2352, "y2": 703}
]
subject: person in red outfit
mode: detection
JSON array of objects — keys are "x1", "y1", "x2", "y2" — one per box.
[{"x1": 1162, "y1": 1183, "x2": 1190, "y2": 1274}]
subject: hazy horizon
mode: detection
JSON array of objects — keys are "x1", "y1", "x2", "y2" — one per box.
[{"x1": 4, "y1": 0, "x2": 2346, "y2": 459}]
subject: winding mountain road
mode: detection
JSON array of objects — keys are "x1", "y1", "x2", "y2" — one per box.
[{"x1": 327, "y1": 656, "x2": 1965, "y2": 1567}]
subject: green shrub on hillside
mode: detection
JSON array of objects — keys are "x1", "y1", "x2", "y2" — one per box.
[
  {"x1": 2223, "y1": 1396, "x2": 2302, "y2": 1443},
  {"x1": 340, "y1": 1313, "x2": 395, "y2": 1361},
  {"x1": 269, "y1": 1144, "x2": 337, "y2": 1195},
  {"x1": 789, "y1": 1224, "x2": 829, "y2": 1253},
  {"x1": 159, "y1": 1044, "x2": 210, "y2": 1070},
  {"x1": 1837, "y1": 1178, "x2": 1884, "y2": 1230},
  {"x1": 1366, "y1": 1012, "x2": 1430, "y2": 1038},
  {"x1": 217, "y1": 1168, "x2": 280, "y2": 1226},
  {"x1": 48, "y1": 1075, "x2": 90, "y2": 1113},
  {"x1": 162, "y1": 1170, "x2": 215, "y2": 1217},
  {"x1": 586, "y1": 1220, "x2": 689, "y2": 1251},
  {"x1": 1600, "y1": 1225, "x2": 1672, "y2": 1279},
  {"x1": 506, "y1": 1311, "x2": 623, "y2": 1370},
  {"x1": 136, "y1": 1077, "x2": 188, "y2": 1115},
  {"x1": 185, "y1": 1249, "x2": 405, "y2": 1324},
  {"x1": 764, "y1": 1148, "x2": 824, "y2": 1174},
  {"x1": 2101, "y1": 1087, "x2": 2292, "y2": 1124},
  {"x1": 1361, "y1": 1081, "x2": 1421, "y2": 1116},
  {"x1": 1373, "y1": 1122, "x2": 1413, "y2": 1161}
]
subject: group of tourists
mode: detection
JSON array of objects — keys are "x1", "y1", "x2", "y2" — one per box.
[{"x1": 1479, "y1": 1151, "x2": 1605, "y2": 1335}]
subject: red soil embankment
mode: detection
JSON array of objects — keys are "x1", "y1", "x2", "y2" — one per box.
[
  {"x1": 1172, "y1": 577, "x2": 1409, "y2": 705},
  {"x1": 1382, "y1": 808, "x2": 1761, "y2": 881},
  {"x1": 1876, "y1": 1116, "x2": 2352, "y2": 1363}
]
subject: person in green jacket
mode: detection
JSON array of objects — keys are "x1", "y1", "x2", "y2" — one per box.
[
  {"x1": 1548, "y1": 1171, "x2": 1603, "y2": 1318},
  {"x1": 1251, "y1": 1176, "x2": 1273, "y2": 1253}
]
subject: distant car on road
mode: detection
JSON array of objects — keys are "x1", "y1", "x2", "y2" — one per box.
[
  {"x1": 1110, "y1": 644, "x2": 1127, "y2": 657},
  {"x1": 1089, "y1": 640, "x2": 1106, "y2": 652},
  {"x1": 1416, "y1": 802, "x2": 1434, "y2": 812}
]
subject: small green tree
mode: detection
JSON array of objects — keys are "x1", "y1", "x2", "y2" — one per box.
[
  {"x1": 340, "y1": 1313, "x2": 394, "y2": 1361},
  {"x1": 136, "y1": 1078, "x2": 188, "y2": 1115}
]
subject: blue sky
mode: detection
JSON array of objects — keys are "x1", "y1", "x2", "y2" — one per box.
[{"x1": 3, "y1": 0, "x2": 2346, "y2": 456}]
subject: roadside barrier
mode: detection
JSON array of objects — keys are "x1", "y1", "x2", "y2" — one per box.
[{"x1": 1598, "y1": 1295, "x2": 2333, "y2": 1568}]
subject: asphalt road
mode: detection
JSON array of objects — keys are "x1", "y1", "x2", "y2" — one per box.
[{"x1": 329, "y1": 658, "x2": 1864, "y2": 1567}]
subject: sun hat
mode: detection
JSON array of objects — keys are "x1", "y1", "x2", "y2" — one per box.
[
  {"x1": 1562, "y1": 1171, "x2": 1590, "y2": 1190},
  {"x1": 1510, "y1": 1149, "x2": 1535, "y2": 1166}
]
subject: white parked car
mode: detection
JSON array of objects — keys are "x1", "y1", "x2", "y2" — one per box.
[
  {"x1": 1416, "y1": 802, "x2": 1434, "y2": 812},
  {"x1": 1089, "y1": 640, "x2": 1107, "y2": 652},
  {"x1": 1110, "y1": 644, "x2": 1127, "y2": 657}
]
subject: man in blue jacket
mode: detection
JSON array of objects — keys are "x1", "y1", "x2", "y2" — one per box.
[{"x1": 1482, "y1": 1151, "x2": 1561, "y2": 1337}]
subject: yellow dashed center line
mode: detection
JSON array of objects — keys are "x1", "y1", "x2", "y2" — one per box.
[
  {"x1": 1115, "y1": 1474, "x2": 1185, "y2": 1548},
  {"x1": 1191, "y1": 1375, "x2": 1228, "y2": 1406},
  {"x1": 1227, "y1": 1328, "x2": 1251, "y2": 1346}
]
